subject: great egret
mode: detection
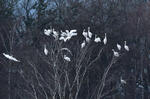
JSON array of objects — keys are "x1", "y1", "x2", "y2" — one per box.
[
  {"x1": 82, "y1": 29, "x2": 88, "y2": 38},
  {"x1": 103, "y1": 33, "x2": 107, "y2": 45},
  {"x1": 44, "y1": 29, "x2": 52, "y2": 36},
  {"x1": 120, "y1": 76, "x2": 126, "y2": 84},
  {"x1": 52, "y1": 29, "x2": 58, "y2": 39},
  {"x1": 44, "y1": 45, "x2": 48, "y2": 55},
  {"x1": 124, "y1": 41, "x2": 129, "y2": 51},
  {"x1": 64, "y1": 55, "x2": 71, "y2": 62},
  {"x1": 85, "y1": 37, "x2": 90, "y2": 43},
  {"x1": 117, "y1": 43, "x2": 121, "y2": 50},
  {"x1": 88, "y1": 27, "x2": 92, "y2": 38},
  {"x1": 81, "y1": 40, "x2": 86, "y2": 48},
  {"x1": 112, "y1": 49, "x2": 119, "y2": 57},
  {"x1": 94, "y1": 35, "x2": 101, "y2": 43},
  {"x1": 3, "y1": 53, "x2": 20, "y2": 62}
]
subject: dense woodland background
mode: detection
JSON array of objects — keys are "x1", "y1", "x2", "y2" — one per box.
[{"x1": 0, "y1": 0, "x2": 150, "y2": 99}]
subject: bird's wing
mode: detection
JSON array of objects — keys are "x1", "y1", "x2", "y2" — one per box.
[{"x1": 70, "y1": 29, "x2": 77, "y2": 33}]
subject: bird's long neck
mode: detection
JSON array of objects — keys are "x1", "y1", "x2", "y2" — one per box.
[
  {"x1": 112, "y1": 49, "x2": 115, "y2": 52},
  {"x1": 105, "y1": 34, "x2": 106, "y2": 38},
  {"x1": 125, "y1": 41, "x2": 127, "y2": 45},
  {"x1": 88, "y1": 27, "x2": 90, "y2": 32}
]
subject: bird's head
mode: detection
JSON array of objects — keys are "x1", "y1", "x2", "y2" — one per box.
[
  {"x1": 88, "y1": 27, "x2": 90, "y2": 31},
  {"x1": 124, "y1": 41, "x2": 127, "y2": 44},
  {"x1": 112, "y1": 49, "x2": 115, "y2": 52}
]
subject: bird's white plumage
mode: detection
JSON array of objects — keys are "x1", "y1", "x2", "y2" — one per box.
[
  {"x1": 44, "y1": 45, "x2": 48, "y2": 55},
  {"x1": 82, "y1": 29, "x2": 91, "y2": 43},
  {"x1": 82, "y1": 29, "x2": 88, "y2": 38},
  {"x1": 81, "y1": 41, "x2": 86, "y2": 48},
  {"x1": 3, "y1": 53, "x2": 20, "y2": 62},
  {"x1": 64, "y1": 55, "x2": 71, "y2": 62},
  {"x1": 124, "y1": 41, "x2": 129, "y2": 51},
  {"x1": 117, "y1": 43, "x2": 121, "y2": 50},
  {"x1": 44, "y1": 29, "x2": 52, "y2": 36},
  {"x1": 112, "y1": 49, "x2": 119, "y2": 57},
  {"x1": 138, "y1": 84, "x2": 144, "y2": 88},
  {"x1": 103, "y1": 33, "x2": 107, "y2": 45},
  {"x1": 120, "y1": 77, "x2": 126, "y2": 84},
  {"x1": 88, "y1": 27, "x2": 92, "y2": 38},
  {"x1": 85, "y1": 37, "x2": 90, "y2": 43},
  {"x1": 52, "y1": 29, "x2": 59, "y2": 39},
  {"x1": 94, "y1": 35, "x2": 101, "y2": 43},
  {"x1": 70, "y1": 29, "x2": 77, "y2": 34}
]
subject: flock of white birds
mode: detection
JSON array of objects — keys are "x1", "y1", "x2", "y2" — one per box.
[{"x1": 2, "y1": 27, "x2": 129, "y2": 63}]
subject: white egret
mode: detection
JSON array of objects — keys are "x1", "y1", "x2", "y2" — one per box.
[
  {"x1": 103, "y1": 33, "x2": 107, "y2": 45},
  {"x1": 85, "y1": 37, "x2": 90, "y2": 43},
  {"x1": 44, "y1": 29, "x2": 52, "y2": 36},
  {"x1": 52, "y1": 29, "x2": 58, "y2": 39},
  {"x1": 64, "y1": 55, "x2": 71, "y2": 62},
  {"x1": 61, "y1": 30, "x2": 66, "y2": 36},
  {"x1": 94, "y1": 35, "x2": 101, "y2": 43},
  {"x1": 120, "y1": 77, "x2": 127, "y2": 84},
  {"x1": 82, "y1": 29, "x2": 88, "y2": 38},
  {"x1": 88, "y1": 27, "x2": 92, "y2": 38},
  {"x1": 44, "y1": 45, "x2": 48, "y2": 55},
  {"x1": 81, "y1": 40, "x2": 86, "y2": 48},
  {"x1": 112, "y1": 49, "x2": 119, "y2": 57},
  {"x1": 60, "y1": 31, "x2": 68, "y2": 42},
  {"x1": 65, "y1": 30, "x2": 69, "y2": 33},
  {"x1": 3, "y1": 53, "x2": 20, "y2": 62},
  {"x1": 117, "y1": 43, "x2": 121, "y2": 50},
  {"x1": 124, "y1": 41, "x2": 129, "y2": 51},
  {"x1": 138, "y1": 84, "x2": 144, "y2": 88}
]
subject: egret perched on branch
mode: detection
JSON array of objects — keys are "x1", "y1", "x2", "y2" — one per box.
[
  {"x1": 64, "y1": 55, "x2": 71, "y2": 62},
  {"x1": 103, "y1": 33, "x2": 107, "y2": 45},
  {"x1": 124, "y1": 41, "x2": 129, "y2": 51},
  {"x1": 120, "y1": 76, "x2": 127, "y2": 84},
  {"x1": 44, "y1": 29, "x2": 52, "y2": 36},
  {"x1": 82, "y1": 29, "x2": 87, "y2": 38},
  {"x1": 81, "y1": 40, "x2": 86, "y2": 48},
  {"x1": 85, "y1": 37, "x2": 90, "y2": 43},
  {"x1": 112, "y1": 49, "x2": 119, "y2": 57},
  {"x1": 88, "y1": 27, "x2": 92, "y2": 38},
  {"x1": 52, "y1": 29, "x2": 59, "y2": 39},
  {"x1": 94, "y1": 35, "x2": 101, "y2": 43},
  {"x1": 117, "y1": 43, "x2": 121, "y2": 50},
  {"x1": 44, "y1": 45, "x2": 48, "y2": 55},
  {"x1": 3, "y1": 53, "x2": 20, "y2": 62},
  {"x1": 82, "y1": 29, "x2": 90, "y2": 43}
]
